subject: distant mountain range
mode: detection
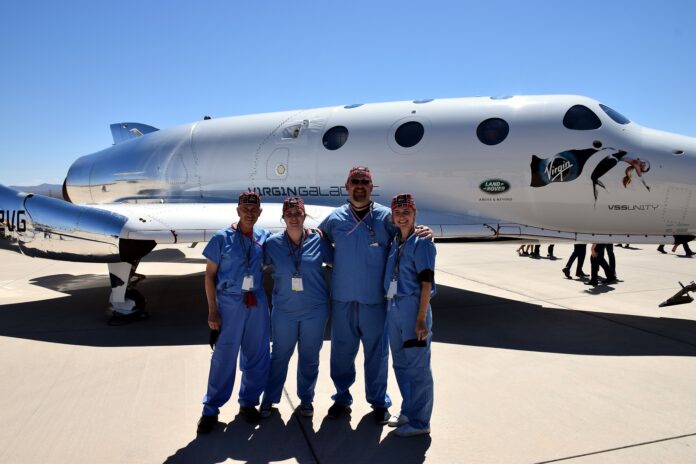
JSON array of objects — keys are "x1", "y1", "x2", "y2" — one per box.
[{"x1": 9, "y1": 183, "x2": 64, "y2": 199}]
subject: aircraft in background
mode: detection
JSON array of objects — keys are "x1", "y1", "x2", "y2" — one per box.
[{"x1": 2, "y1": 94, "x2": 696, "y2": 316}]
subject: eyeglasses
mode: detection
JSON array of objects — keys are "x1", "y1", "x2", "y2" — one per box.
[{"x1": 350, "y1": 178, "x2": 371, "y2": 185}]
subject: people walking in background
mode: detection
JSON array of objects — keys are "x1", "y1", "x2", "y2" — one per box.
[
  {"x1": 563, "y1": 244, "x2": 588, "y2": 279},
  {"x1": 673, "y1": 235, "x2": 696, "y2": 257},
  {"x1": 606, "y1": 244, "x2": 616, "y2": 279},
  {"x1": 532, "y1": 244, "x2": 541, "y2": 258},
  {"x1": 586, "y1": 243, "x2": 617, "y2": 287}
]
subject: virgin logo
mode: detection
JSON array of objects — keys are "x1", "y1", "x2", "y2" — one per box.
[{"x1": 545, "y1": 158, "x2": 573, "y2": 182}]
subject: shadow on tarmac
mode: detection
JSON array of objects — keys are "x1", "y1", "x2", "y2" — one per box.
[
  {"x1": 2, "y1": 271, "x2": 696, "y2": 355},
  {"x1": 164, "y1": 410, "x2": 431, "y2": 464},
  {"x1": 141, "y1": 247, "x2": 207, "y2": 264}
]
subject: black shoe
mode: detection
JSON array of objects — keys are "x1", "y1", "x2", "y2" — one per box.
[
  {"x1": 327, "y1": 402, "x2": 350, "y2": 419},
  {"x1": 576, "y1": 271, "x2": 588, "y2": 278},
  {"x1": 562, "y1": 268, "x2": 571, "y2": 279},
  {"x1": 602, "y1": 277, "x2": 618, "y2": 284},
  {"x1": 239, "y1": 406, "x2": 261, "y2": 423},
  {"x1": 373, "y1": 407, "x2": 390, "y2": 425},
  {"x1": 197, "y1": 414, "x2": 218, "y2": 434},
  {"x1": 585, "y1": 280, "x2": 598, "y2": 286}
]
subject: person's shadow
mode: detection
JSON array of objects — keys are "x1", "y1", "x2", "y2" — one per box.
[
  {"x1": 306, "y1": 411, "x2": 431, "y2": 464},
  {"x1": 164, "y1": 409, "x2": 311, "y2": 463}
]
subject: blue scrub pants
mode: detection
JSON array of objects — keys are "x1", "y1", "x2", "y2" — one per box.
[
  {"x1": 262, "y1": 305, "x2": 328, "y2": 405},
  {"x1": 330, "y1": 300, "x2": 391, "y2": 408},
  {"x1": 202, "y1": 291, "x2": 270, "y2": 416},
  {"x1": 387, "y1": 296, "x2": 433, "y2": 429}
]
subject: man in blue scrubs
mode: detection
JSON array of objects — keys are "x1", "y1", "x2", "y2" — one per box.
[
  {"x1": 260, "y1": 197, "x2": 333, "y2": 418},
  {"x1": 320, "y1": 166, "x2": 396, "y2": 424},
  {"x1": 197, "y1": 192, "x2": 271, "y2": 434}
]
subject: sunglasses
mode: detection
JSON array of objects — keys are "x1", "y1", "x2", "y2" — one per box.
[{"x1": 350, "y1": 178, "x2": 372, "y2": 185}]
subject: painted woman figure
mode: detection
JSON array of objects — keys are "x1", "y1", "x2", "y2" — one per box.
[{"x1": 591, "y1": 150, "x2": 651, "y2": 203}]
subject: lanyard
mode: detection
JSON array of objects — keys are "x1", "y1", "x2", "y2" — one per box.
[
  {"x1": 235, "y1": 225, "x2": 254, "y2": 273},
  {"x1": 346, "y1": 202, "x2": 375, "y2": 238},
  {"x1": 285, "y1": 229, "x2": 306, "y2": 275},
  {"x1": 391, "y1": 229, "x2": 413, "y2": 279}
]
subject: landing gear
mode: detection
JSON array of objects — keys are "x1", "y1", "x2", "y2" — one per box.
[{"x1": 107, "y1": 261, "x2": 150, "y2": 325}]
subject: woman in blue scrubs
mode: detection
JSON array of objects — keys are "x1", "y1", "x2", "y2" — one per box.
[
  {"x1": 260, "y1": 197, "x2": 333, "y2": 418},
  {"x1": 384, "y1": 193, "x2": 436, "y2": 437}
]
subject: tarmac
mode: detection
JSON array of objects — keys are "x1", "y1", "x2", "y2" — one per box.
[{"x1": 0, "y1": 241, "x2": 695, "y2": 464}]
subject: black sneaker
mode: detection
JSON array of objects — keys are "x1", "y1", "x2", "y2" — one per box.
[
  {"x1": 562, "y1": 268, "x2": 571, "y2": 279},
  {"x1": 239, "y1": 406, "x2": 261, "y2": 423},
  {"x1": 373, "y1": 407, "x2": 390, "y2": 425},
  {"x1": 327, "y1": 402, "x2": 350, "y2": 419},
  {"x1": 196, "y1": 414, "x2": 218, "y2": 434}
]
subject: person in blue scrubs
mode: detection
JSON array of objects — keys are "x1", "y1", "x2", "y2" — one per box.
[
  {"x1": 319, "y1": 166, "x2": 394, "y2": 423},
  {"x1": 197, "y1": 192, "x2": 272, "y2": 434},
  {"x1": 260, "y1": 197, "x2": 333, "y2": 418},
  {"x1": 384, "y1": 193, "x2": 436, "y2": 437}
]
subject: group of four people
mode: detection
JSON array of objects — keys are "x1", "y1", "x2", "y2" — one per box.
[{"x1": 196, "y1": 166, "x2": 436, "y2": 438}]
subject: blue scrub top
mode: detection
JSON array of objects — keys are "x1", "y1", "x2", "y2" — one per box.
[
  {"x1": 264, "y1": 230, "x2": 334, "y2": 311},
  {"x1": 384, "y1": 233, "x2": 437, "y2": 298},
  {"x1": 203, "y1": 225, "x2": 271, "y2": 294},
  {"x1": 320, "y1": 202, "x2": 397, "y2": 304}
]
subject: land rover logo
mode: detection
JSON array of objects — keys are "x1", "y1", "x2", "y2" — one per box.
[{"x1": 479, "y1": 179, "x2": 510, "y2": 194}]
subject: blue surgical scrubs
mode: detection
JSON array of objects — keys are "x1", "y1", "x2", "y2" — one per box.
[
  {"x1": 384, "y1": 233, "x2": 436, "y2": 430},
  {"x1": 201, "y1": 225, "x2": 271, "y2": 416},
  {"x1": 320, "y1": 202, "x2": 396, "y2": 408},
  {"x1": 261, "y1": 230, "x2": 333, "y2": 405}
]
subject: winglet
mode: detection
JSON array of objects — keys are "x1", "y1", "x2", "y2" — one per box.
[{"x1": 110, "y1": 122, "x2": 159, "y2": 144}]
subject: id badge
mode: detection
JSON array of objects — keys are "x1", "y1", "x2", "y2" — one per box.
[
  {"x1": 242, "y1": 274, "x2": 254, "y2": 291},
  {"x1": 292, "y1": 274, "x2": 304, "y2": 292},
  {"x1": 386, "y1": 279, "x2": 397, "y2": 299},
  {"x1": 369, "y1": 240, "x2": 379, "y2": 247}
]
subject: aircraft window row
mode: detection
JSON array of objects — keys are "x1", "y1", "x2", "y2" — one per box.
[
  {"x1": 322, "y1": 116, "x2": 513, "y2": 151},
  {"x1": 322, "y1": 102, "x2": 624, "y2": 151},
  {"x1": 322, "y1": 126, "x2": 349, "y2": 150},
  {"x1": 563, "y1": 105, "x2": 602, "y2": 130},
  {"x1": 476, "y1": 118, "x2": 510, "y2": 145},
  {"x1": 599, "y1": 104, "x2": 630, "y2": 125}
]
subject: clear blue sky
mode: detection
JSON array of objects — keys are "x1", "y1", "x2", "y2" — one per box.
[{"x1": 1, "y1": 0, "x2": 694, "y2": 186}]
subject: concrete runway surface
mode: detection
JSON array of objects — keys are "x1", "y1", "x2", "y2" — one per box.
[{"x1": 0, "y1": 241, "x2": 695, "y2": 463}]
